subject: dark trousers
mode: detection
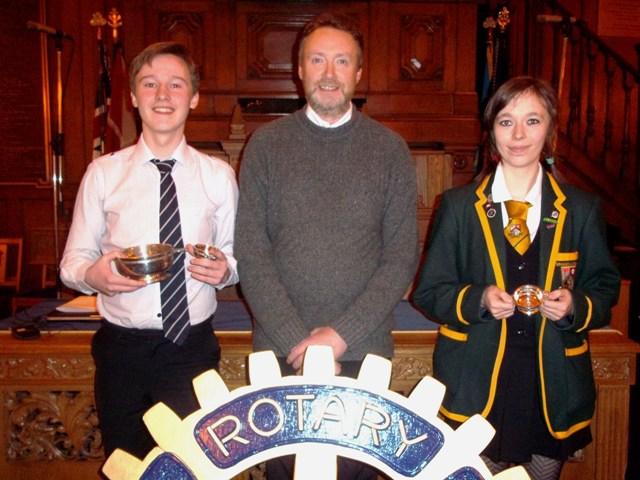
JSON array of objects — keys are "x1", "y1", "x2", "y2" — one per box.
[
  {"x1": 92, "y1": 320, "x2": 220, "y2": 459},
  {"x1": 265, "y1": 358, "x2": 380, "y2": 480}
]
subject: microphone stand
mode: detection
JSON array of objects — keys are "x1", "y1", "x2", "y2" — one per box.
[{"x1": 50, "y1": 32, "x2": 66, "y2": 299}]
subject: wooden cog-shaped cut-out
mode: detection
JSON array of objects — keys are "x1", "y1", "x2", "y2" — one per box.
[{"x1": 103, "y1": 345, "x2": 529, "y2": 480}]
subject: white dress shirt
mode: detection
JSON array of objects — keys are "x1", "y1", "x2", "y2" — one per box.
[
  {"x1": 305, "y1": 104, "x2": 353, "y2": 128},
  {"x1": 60, "y1": 135, "x2": 239, "y2": 329},
  {"x1": 491, "y1": 162, "x2": 543, "y2": 241}
]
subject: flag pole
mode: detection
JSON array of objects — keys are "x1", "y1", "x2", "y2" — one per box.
[
  {"x1": 492, "y1": 6, "x2": 511, "y2": 93},
  {"x1": 90, "y1": 12, "x2": 108, "y2": 158},
  {"x1": 105, "y1": 8, "x2": 137, "y2": 152},
  {"x1": 107, "y1": 8, "x2": 122, "y2": 44}
]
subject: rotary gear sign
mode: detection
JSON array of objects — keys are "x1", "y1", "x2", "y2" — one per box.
[{"x1": 103, "y1": 346, "x2": 528, "y2": 480}]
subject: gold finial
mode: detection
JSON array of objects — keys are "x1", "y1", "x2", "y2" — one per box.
[
  {"x1": 483, "y1": 16, "x2": 496, "y2": 42},
  {"x1": 90, "y1": 12, "x2": 107, "y2": 39},
  {"x1": 107, "y1": 8, "x2": 123, "y2": 43},
  {"x1": 497, "y1": 7, "x2": 511, "y2": 32},
  {"x1": 483, "y1": 16, "x2": 496, "y2": 30}
]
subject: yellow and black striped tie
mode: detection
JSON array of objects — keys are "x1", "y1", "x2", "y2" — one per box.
[{"x1": 504, "y1": 200, "x2": 531, "y2": 255}]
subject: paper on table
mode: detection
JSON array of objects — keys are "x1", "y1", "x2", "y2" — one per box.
[{"x1": 56, "y1": 295, "x2": 98, "y2": 313}]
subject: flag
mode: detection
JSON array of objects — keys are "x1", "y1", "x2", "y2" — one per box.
[
  {"x1": 105, "y1": 41, "x2": 136, "y2": 154},
  {"x1": 92, "y1": 35, "x2": 110, "y2": 159},
  {"x1": 480, "y1": 14, "x2": 496, "y2": 106}
]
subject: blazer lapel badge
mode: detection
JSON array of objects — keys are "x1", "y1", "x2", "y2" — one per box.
[
  {"x1": 484, "y1": 194, "x2": 497, "y2": 219},
  {"x1": 542, "y1": 209, "x2": 559, "y2": 229}
]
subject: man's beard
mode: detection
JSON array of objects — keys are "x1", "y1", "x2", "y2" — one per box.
[{"x1": 306, "y1": 81, "x2": 351, "y2": 118}]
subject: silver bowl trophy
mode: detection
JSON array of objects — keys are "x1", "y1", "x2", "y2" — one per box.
[{"x1": 114, "y1": 243, "x2": 217, "y2": 284}]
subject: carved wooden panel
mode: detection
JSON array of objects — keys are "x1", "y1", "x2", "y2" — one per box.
[
  {"x1": 386, "y1": 2, "x2": 464, "y2": 97},
  {"x1": 218, "y1": 352, "x2": 250, "y2": 390},
  {"x1": 159, "y1": 12, "x2": 204, "y2": 49},
  {"x1": 236, "y1": 5, "x2": 308, "y2": 92},
  {"x1": 399, "y1": 14, "x2": 445, "y2": 82},
  {"x1": 591, "y1": 355, "x2": 632, "y2": 382},
  {"x1": 391, "y1": 355, "x2": 433, "y2": 394},
  {"x1": 244, "y1": 14, "x2": 310, "y2": 80},
  {"x1": 0, "y1": 356, "x2": 94, "y2": 381},
  {"x1": 144, "y1": 0, "x2": 216, "y2": 89},
  {"x1": 4, "y1": 391, "x2": 102, "y2": 461}
]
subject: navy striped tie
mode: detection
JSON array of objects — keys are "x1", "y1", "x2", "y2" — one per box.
[{"x1": 152, "y1": 159, "x2": 190, "y2": 345}]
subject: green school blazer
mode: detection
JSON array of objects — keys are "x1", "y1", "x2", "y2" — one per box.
[{"x1": 412, "y1": 172, "x2": 620, "y2": 439}]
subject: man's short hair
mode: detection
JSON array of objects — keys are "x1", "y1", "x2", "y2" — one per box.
[
  {"x1": 129, "y1": 41, "x2": 200, "y2": 94},
  {"x1": 298, "y1": 13, "x2": 364, "y2": 68}
]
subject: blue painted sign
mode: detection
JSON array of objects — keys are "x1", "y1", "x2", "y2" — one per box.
[
  {"x1": 140, "y1": 452, "x2": 196, "y2": 480},
  {"x1": 194, "y1": 385, "x2": 445, "y2": 477}
]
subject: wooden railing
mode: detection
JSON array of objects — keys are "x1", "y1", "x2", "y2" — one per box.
[{"x1": 528, "y1": 0, "x2": 640, "y2": 244}]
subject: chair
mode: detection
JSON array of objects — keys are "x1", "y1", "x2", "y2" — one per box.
[
  {"x1": 0, "y1": 238, "x2": 22, "y2": 289},
  {"x1": 10, "y1": 229, "x2": 71, "y2": 316},
  {"x1": 0, "y1": 238, "x2": 23, "y2": 317}
]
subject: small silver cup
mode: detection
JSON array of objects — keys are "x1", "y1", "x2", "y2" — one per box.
[
  {"x1": 513, "y1": 284, "x2": 543, "y2": 315},
  {"x1": 193, "y1": 243, "x2": 218, "y2": 260}
]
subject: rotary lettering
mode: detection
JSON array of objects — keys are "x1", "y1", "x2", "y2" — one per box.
[{"x1": 195, "y1": 385, "x2": 441, "y2": 477}]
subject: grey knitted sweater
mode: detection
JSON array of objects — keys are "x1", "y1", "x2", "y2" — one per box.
[{"x1": 235, "y1": 108, "x2": 418, "y2": 361}]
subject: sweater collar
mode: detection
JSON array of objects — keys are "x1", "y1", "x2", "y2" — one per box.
[
  {"x1": 305, "y1": 103, "x2": 353, "y2": 128},
  {"x1": 295, "y1": 107, "x2": 361, "y2": 138}
]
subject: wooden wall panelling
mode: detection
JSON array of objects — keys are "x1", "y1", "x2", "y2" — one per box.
[
  {"x1": 236, "y1": 8, "x2": 309, "y2": 92},
  {"x1": 1, "y1": 0, "x2": 51, "y2": 186},
  {"x1": 234, "y1": 1, "x2": 369, "y2": 94},
  {"x1": 44, "y1": 0, "x2": 94, "y2": 193},
  {"x1": 208, "y1": 0, "x2": 242, "y2": 136},
  {"x1": 0, "y1": 0, "x2": 60, "y2": 291},
  {"x1": 454, "y1": 3, "x2": 477, "y2": 94},
  {"x1": 384, "y1": 2, "x2": 477, "y2": 97},
  {"x1": 378, "y1": 115, "x2": 481, "y2": 149},
  {"x1": 142, "y1": 1, "x2": 216, "y2": 91},
  {"x1": 213, "y1": 0, "x2": 236, "y2": 91},
  {"x1": 188, "y1": 0, "x2": 375, "y2": 143},
  {"x1": 2, "y1": 0, "x2": 485, "y2": 289},
  {"x1": 592, "y1": 383, "x2": 630, "y2": 479},
  {"x1": 137, "y1": 0, "x2": 223, "y2": 143},
  {"x1": 367, "y1": 1, "x2": 390, "y2": 93},
  {"x1": 448, "y1": 146, "x2": 478, "y2": 187},
  {"x1": 120, "y1": 0, "x2": 147, "y2": 69},
  {"x1": 365, "y1": 1, "x2": 480, "y2": 147},
  {"x1": 413, "y1": 149, "x2": 453, "y2": 255}
]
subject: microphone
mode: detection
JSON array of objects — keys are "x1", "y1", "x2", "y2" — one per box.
[
  {"x1": 26, "y1": 20, "x2": 73, "y2": 40},
  {"x1": 536, "y1": 14, "x2": 576, "y2": 23}
]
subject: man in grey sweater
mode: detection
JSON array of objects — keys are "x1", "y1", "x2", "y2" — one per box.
[
  {"x1": 236, "y1": 12, "x2": 417, "y2": 378},
  {"x1": 235, "y1": 14, "x2": 418, "y2": 477}
]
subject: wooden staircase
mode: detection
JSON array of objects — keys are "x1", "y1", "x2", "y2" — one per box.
[{"x1": 528, "y1": 0, "x2": 640, "y2": 245}]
